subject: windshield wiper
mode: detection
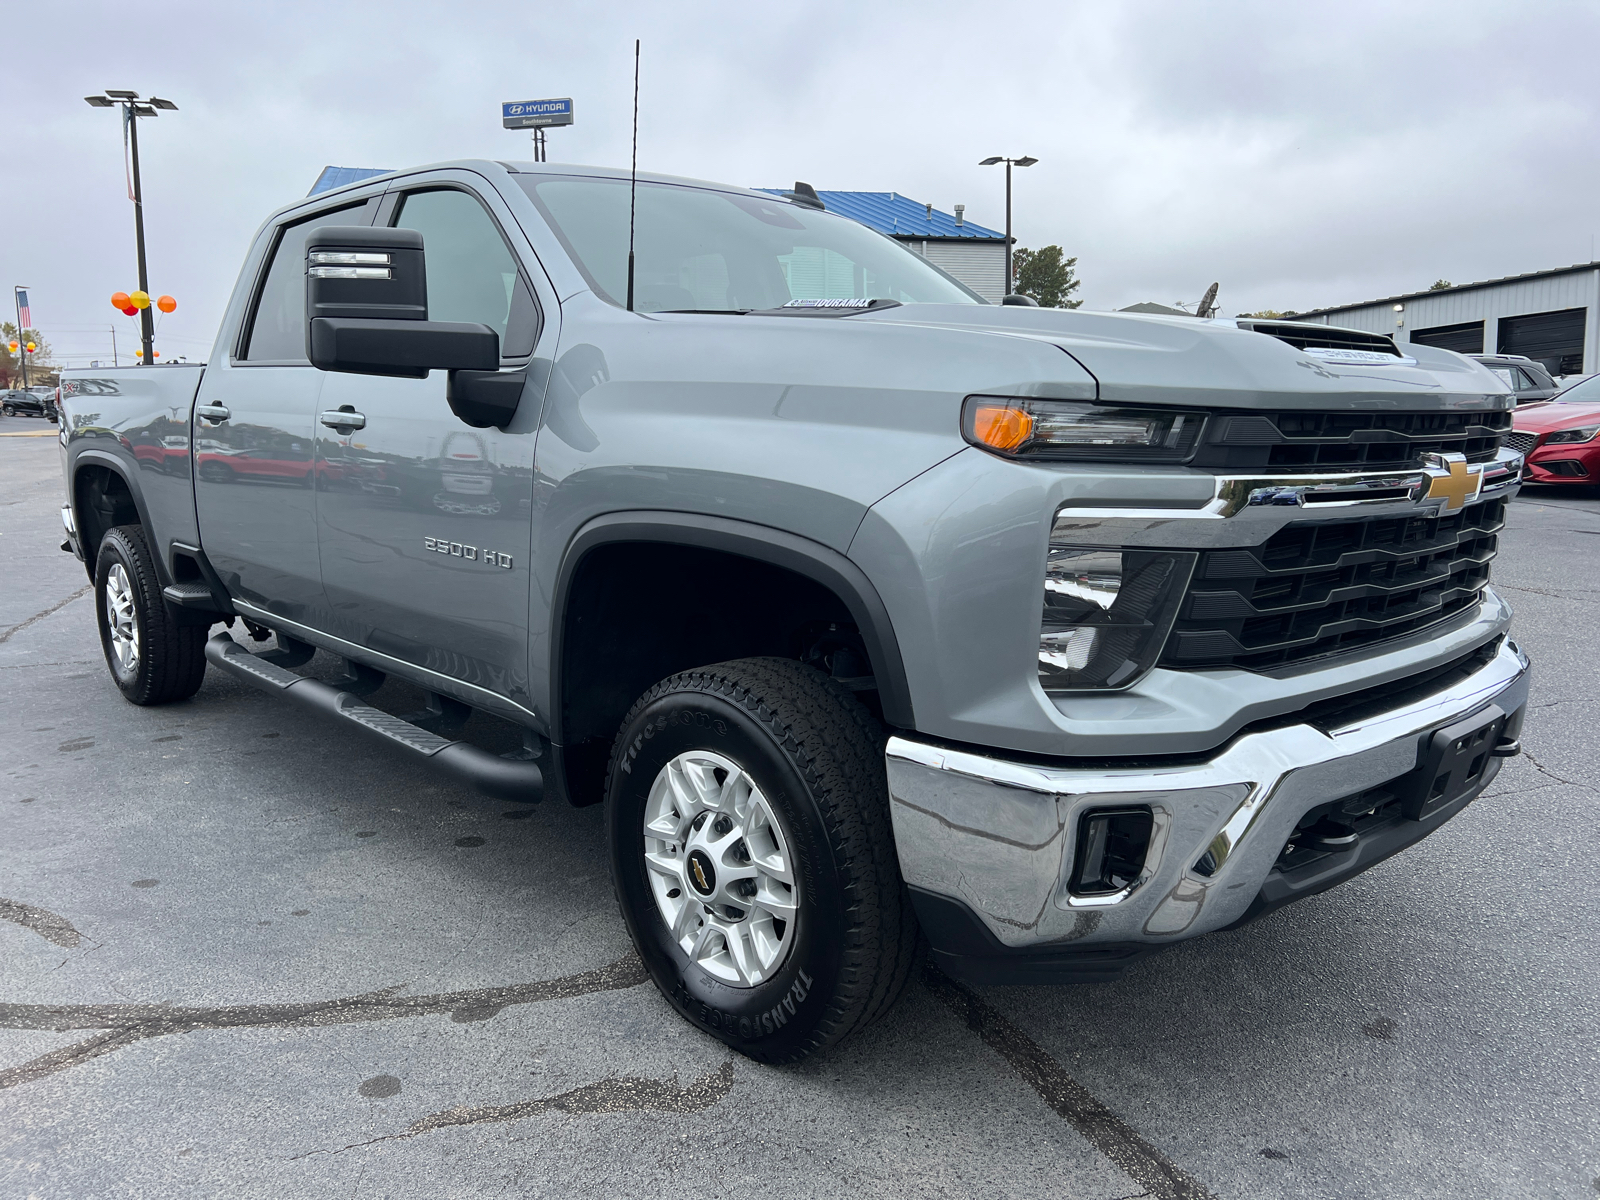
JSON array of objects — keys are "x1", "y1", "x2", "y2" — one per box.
[{"x1": 653, "y1": 308, "x2": 753, "y2": 315}]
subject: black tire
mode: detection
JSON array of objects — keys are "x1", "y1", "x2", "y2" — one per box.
[
  {"x1": 94, "y1": 525, "x2": 208, "y2": 705},
  {"x1": 1, "y1": 404, "x2": 13, "y2": 417},
  {"x1": 606, "y1": 657, "x2": 917, "y2": 1064}
]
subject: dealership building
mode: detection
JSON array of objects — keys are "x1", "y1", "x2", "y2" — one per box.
[{"x1": 1296, "y1": 261, "x2": 1600, "y2": 377}]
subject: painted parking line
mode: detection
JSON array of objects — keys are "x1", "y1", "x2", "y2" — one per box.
[{"x1": 0, "y1": 429, "x2": 58, "y2": 437}]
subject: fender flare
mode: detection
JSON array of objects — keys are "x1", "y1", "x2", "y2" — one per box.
[
  {"x1": 69, "y1": 449, "x2": 166, "y2": 585},
  {"x1": 550, "y1": 511, "x2": 916, "y2": 737}
]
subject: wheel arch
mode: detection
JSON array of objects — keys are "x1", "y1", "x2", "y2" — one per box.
[
  {"x1": 71, "y1": 452, "x2": 159, "y2": 584},
  {"x1": 550, "y1": 512, "x2": 915, "y2": 804}
]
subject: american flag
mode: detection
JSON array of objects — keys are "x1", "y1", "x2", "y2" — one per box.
[{"x1": 15, "y1": 290, "x2": 29, "y2": 329}]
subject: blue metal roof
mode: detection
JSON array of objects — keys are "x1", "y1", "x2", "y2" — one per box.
[
  {"x1": 308, "y1": 166, "x2": 391, "y2": 197},
  {"x1": 756, "y1": 190, "x2": 1005, "y2": 241}
]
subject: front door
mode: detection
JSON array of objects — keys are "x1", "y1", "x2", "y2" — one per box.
[
  {"x1": 313, "y1": 182, "x2": 546, "y2": 712},
  {"x1": 195, "y1": 201, "x2": 371, "y2": 621}
]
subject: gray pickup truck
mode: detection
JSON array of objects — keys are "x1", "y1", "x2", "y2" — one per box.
[{"x1": 57, "y1": 159, "x2": 1530, "y2": 1063}]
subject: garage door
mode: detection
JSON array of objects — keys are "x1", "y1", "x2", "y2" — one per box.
[
  {"x1": 1412, "y1": 320, "x2": 1484, "y2": 354},
  {"x1": 1497, "y1": 307, "x2": 1586, "y2": 375}
]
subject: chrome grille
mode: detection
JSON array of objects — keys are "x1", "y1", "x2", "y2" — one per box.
[{"x1": 1161, "y1": 496, "x2": 1506, "y2": 671}]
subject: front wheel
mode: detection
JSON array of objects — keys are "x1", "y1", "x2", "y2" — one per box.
[
  {"x1": 2, "y1": 404, "x2": 14, "y2": 417},
  {"x1": 94, "y1": 525, "x2": 208, "y2": 705},
  {"x1": 606, "y1": 658, "x2": 917, "y2": 1063}
]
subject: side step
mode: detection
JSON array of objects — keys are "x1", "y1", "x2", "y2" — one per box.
[{"x1": 204, "y1": 633, "x2": 543, "y2": 803}]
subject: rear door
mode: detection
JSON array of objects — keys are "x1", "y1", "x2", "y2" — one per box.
[
  {"x1": 194, "y1": 199, "x2": 375, "y2": 619},
  {"x1": 312, "y1": 176, "x2": 550, "y2": 714}
]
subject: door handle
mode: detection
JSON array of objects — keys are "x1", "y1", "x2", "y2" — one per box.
[
  {"x1": 319, "y1": 408, "x2": 366, "y2": 432},
  {"x1": 196, "y1": 403, "x2": 231, "y2": 424}
]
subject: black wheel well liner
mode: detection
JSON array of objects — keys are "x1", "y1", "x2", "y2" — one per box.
[
  {"x1": 551, "y1": 512, "x2": 915, "y2": 752},
  {"x1": 71, "y1": 453, "x2": 158, "y2": 583}
]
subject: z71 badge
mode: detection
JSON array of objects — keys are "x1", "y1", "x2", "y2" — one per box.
[{"x1": 424, "y1": 537, "x2": 512, "y2": 568}]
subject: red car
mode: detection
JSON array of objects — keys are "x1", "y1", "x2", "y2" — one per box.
[{"x1": 1509, "y1": 376, "x2": 1600, "y2": 485}]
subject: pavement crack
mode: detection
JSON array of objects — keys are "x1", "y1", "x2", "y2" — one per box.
[
  {"x1": 923, "y1": 964, "x2": 1216, "y2": 1200},
  {"x1": 0, "y1": 898, "x2": 84, "y2": 948},
  {"x1": 1519, "y1": 748, "x2": 1595, "y2": 792},
  {"x1": 0, "y1": 585, "x2": 92, "y2": 645},
  {"x1": 0, "y1": 952, "x2": 649, "y2": 1091},
  {"x1": 290, "y1": 1060, "x2": 735, "y2": 1159}
]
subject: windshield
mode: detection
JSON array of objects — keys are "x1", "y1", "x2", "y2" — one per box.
[
  {"x1": 1554, "y1": 375, "x2": 1600, "y2": 403},
  {"x1": 517, "y1": 175, "x2": 982, "y2": 312}
]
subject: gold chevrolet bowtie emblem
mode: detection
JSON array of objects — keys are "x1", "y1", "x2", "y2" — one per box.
[{"x1": 1424, "y1": 456, "x2": 1482, "y2": 512}]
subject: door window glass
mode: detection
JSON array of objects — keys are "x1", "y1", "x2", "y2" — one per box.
[
  {"x1": 393, "y1": 189, "x2": 537, "y2": 356},
  {"x1": 243, "y1": 203, "x2": 366, "y2": 361}
]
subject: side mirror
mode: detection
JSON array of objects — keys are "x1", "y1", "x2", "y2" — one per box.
[{"x1": 304, "y1": 226, "x2": 499, "y2": 379}]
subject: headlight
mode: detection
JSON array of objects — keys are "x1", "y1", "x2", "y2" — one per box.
[
  {"x1": 963, "y1": 397, "x2": 1204, "y2": 462},
  {"x1": 1040, "y1": 545, "x2": 1197, "y2": 691},
  {"x1": 1545, "y1": 424, "x2": 1600, "y2": 444}
]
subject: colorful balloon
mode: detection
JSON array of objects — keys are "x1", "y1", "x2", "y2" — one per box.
[
  {"x1": 156, "y1": 295, "x2": 176, "y2": 314},
  {"x1": 135, "y1": 350, "x2": 143, "y2": 359},
  {"x1": 25, "y1": 342, "x2": 36, "y2": 353},
  {"x1": 122, "y1": 306, "x2": 139, "y2": 316},
  {"x1": 130, "y1": 290, "x2": 151, "y2": 310},
  {"x1": 111, "y1": 291, "x2": 131, "y2": 309}
]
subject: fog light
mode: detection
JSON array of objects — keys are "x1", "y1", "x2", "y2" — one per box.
[{"x1": 1069, "y1": 807, "x2": 1154, "y2": 896}]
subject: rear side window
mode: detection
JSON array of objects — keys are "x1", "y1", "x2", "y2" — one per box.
[
  {"x1": 392, "y1": 189, "x2": 538, "y2": 357},
  {"x1": 242, "y1": 202, "x2": 368, "y2": 362}
]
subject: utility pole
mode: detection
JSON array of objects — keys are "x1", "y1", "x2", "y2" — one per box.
[
  {"x1": 84, "y1": 90, "x2": 177, "y2": 367},
  {"x1": 110, "y1": 324, "x2": 119, "y2": 367},
  {"x1": 979, "y1": 155, "x2": 1038, "y2": 297}
]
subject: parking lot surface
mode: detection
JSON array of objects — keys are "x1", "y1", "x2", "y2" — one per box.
[{"x1": 3, "y1": 420, "x2": 1598, "y2": 1198}]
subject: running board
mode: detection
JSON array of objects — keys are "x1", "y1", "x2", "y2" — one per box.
[{"x1": 204, "y1": 633, "x2": 543, "y2": 803}]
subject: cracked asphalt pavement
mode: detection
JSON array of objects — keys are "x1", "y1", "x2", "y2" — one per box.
[{"x1": 3, "y1": 421, "x2": 1598, "y2": 1198}]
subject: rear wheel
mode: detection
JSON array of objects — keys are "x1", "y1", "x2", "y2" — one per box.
[
  {"x1": 2, "y1": 404, "x2": 14, "y2": 417},
  {"x1": 606, "y1": 657, "x2": 916, "y2": 1063},
  {"x1": 94, "y1": 525, "x2": 208, "y2": 705}
]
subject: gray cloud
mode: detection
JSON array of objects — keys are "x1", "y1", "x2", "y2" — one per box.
[{"x1": 6, "y1": 0, "x2": 1597, "y2": 364}]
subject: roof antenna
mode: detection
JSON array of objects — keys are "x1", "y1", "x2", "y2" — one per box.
[{"x1": 626, "y1": 38, "x2": 640, "y2": 312}]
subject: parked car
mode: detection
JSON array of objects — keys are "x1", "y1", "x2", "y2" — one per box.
[
  {"x1": 2, "y1": 388, "x2": 56, "y2": 419},
  {"x1": 1509, "y1": 375, "x2": 1600, "y2": 484},
  {"x1": 1472, "y1": 355, "x2": 1559, "y2": 404},
  {"x1": 57, "y1": 159, "x2": 1530, "y2": 1063}
]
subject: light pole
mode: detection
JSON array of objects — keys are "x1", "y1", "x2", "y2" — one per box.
[
  {"x1": 12, "y1": 287, "x2": 31, "y2": 387},
  {"x1": 85, "y1": 90, "x2": 177, "y2": 367},
  {"x1": 979, "y1": 155, "x2": 1037, "y2": 297}
]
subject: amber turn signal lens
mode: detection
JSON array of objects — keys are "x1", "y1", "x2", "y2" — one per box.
[{"x1": 971, "y1": 402, "x2": 1034, "y2": 452}]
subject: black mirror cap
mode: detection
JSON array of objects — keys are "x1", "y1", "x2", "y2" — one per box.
[
  {"x1": 1001, "y1": 293, "x2": 1040, "y2": 307},
  {"x1": 305, "y1": 226, "x2": 428, "y2": 326},
  {"x1": 309, "y1": 318, "x2": 499, "y2": 378},
  {"x1": 449, "y1": 368, "x2": 528, "y2": 430}
]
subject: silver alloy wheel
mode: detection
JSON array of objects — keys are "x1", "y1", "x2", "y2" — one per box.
[
  {"x1": 104, "y1": 561, "x2": 140, "y2": 674},
  {"x1": 641, "y1": 749, "x2": 799, "y2": 987}
]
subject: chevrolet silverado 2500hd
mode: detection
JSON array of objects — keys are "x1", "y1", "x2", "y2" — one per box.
[{"x1": 58, "y1": 160, "x2": 1530, "y2": 1062}]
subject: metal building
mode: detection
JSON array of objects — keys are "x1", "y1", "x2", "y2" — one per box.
[
  {"x1": 758, "y1": 190, "x2": 1009, "y2": 301},
  {"x1": 1297, "y1": 262, "x2": 1600, "y2": 378}
]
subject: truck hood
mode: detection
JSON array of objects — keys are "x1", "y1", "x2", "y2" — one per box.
[{"x1": 853, "y1": 305, "x2": 1513, "y2": 413}]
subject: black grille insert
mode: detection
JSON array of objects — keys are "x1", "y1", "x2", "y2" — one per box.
[
  {"x1": 1162, "y1": 497, "x2": 1506, "y2": 671},
  {"x1": 1189, "y1": 409, "x2": 1511, "y2": 474}
]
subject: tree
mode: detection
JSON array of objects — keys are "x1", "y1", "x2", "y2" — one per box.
[
  {"x1": 1237, "y1": 309, "x2": 1298, "y2": 319},
  {"x1": 1, "y1": 322, "x2": 52, "y2": 387},
  {"x1": 1429, "y1": 279, "x2": 1453, "y2": 290},
  {"x1": 1013, "y1": 246, "x2": 1082, "y2": 309}
]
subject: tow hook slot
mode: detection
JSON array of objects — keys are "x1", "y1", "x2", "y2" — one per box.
[{"x1": 1069, "y1": 807, "x2": 1154, "y2": 897}]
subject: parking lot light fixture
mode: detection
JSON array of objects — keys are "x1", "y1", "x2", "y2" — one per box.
[
  {"x1": 85, "y1": 90, "x2": 173, "y2": 366},
  {"x1": 980, "y1": 155, "x2": 1039, "y2": 297}
]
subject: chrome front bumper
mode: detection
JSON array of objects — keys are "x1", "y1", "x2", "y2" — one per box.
[{"x1": 888, "y1": 633, "x2": 1530, "y2": 953}]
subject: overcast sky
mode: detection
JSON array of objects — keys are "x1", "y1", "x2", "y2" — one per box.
[{"x1": 8, "y1": 0, "x2": 1600, "y2": 366}]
